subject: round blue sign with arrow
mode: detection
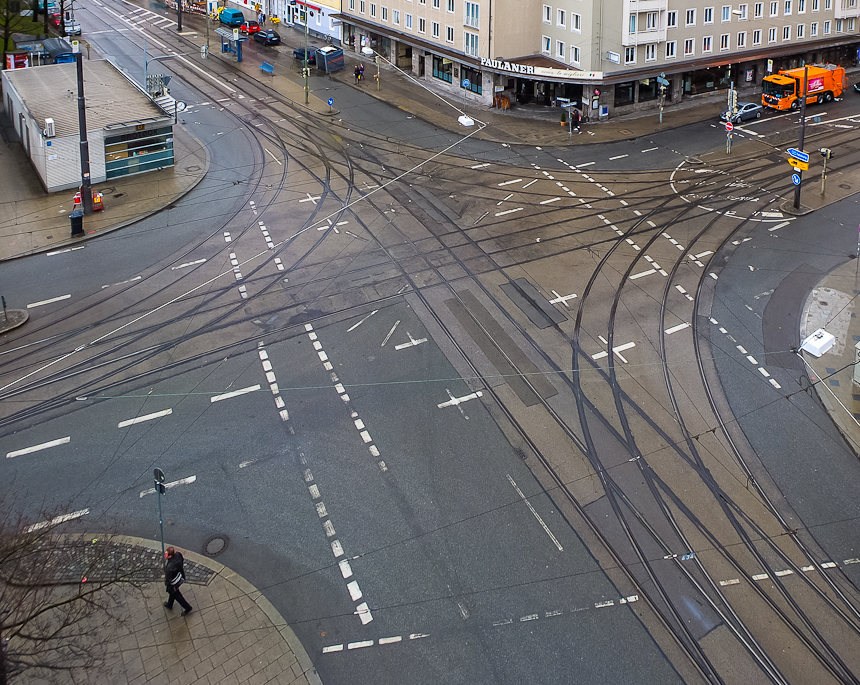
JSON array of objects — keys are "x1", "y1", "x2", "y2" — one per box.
[
  {"x1": 462, "y1": 79, "x2": 470, "y2": 88},
  {"x1": 791, "y1": 173, "x2": 801, "y2": 185},
  {"x1": 328, "y1": 97, "x2": 334, "y2": 106}
]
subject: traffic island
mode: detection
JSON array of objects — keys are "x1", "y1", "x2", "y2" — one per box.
[{"x1": 0, "y1": 308, "x2": 29, "y2": 334}]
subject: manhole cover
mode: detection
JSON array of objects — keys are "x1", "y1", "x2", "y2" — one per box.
[
  {"x1": 203, "y1": 535, "x2": 229, "y2": 557},
  {"x1": 840, "y1": 184, "x2": 852, "y2": 190},
  {"x1": 186, "y1": 165, "x2": 201, "y2": 172},
  {"x1": 617, "y1": 129, "x2": 633, "y2": 135}
]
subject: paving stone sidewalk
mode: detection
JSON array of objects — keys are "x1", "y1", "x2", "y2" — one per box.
[{"x1": 25, "y1": 536, "x2": 321, "y2": 685}]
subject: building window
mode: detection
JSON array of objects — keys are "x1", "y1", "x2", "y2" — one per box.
[
  {"x1": 684, "y1": 37, "x2": 694, "y2": 54},
  {"x1": 665, "y1": 40, "x2": 676, "y2": 57},
  {"x1": 782, "y1": 24, "x2": 790, "y2": 38},
  {"x1": 810, "y1": 20, "x2": 817, "y2": 34},
  {"x1": 543, "y1": 4, "x2": 551, "y2": 22},
  {"x1": 754, "y1": 2, "x2": 763, "y2": 17},
  {"x1": 753, "y1": 27, "x2": 762, "y2": 42},
  {"x1": 380, "y1": 6, "x2": 386, "y2": 19},
  {"x1": 704, "y1": 6, "x2": 714, "y2": 23},
  {"x1": 625, "y1": 46, "x2": 636, "y2": 63},
  {"x1": 406, "y1": 12, "x2": 412, "y2": 27},
  {"x1": 572, "y1": 13, "x2": 581, "y2": 31},
  {"x1": 446, "y1": 24, "x2": 454, "y2": 41},
  {"x1": 557, "y1": 8, "x2": 565, "y2": 27},
  {"x1": 460, "y1": 65, "x2": 482, "y2": 93},
  {"x1": 370, "y1": 3, "x2": 376, "y2": 17},
  {"x1": 812, "y1": 0, "x2": 818, "y2": 10},
  {"x1": 738, "y1": 3, "x2": 748, "y2": 18},
  {"x1": 557, "y1": 40, "x2": 565, "y2": 58},
  {"x1": 849, "y1": 17, "x2": 855, "y2": 30},
  {"x1": 768, "y1": 26, "x2": 777, "y2": 40},
  {"x1": 419, "y1": 0, "x2": 425, "y2": 5},
  {"x1": 447, "y1": 0, "x2": 454, "y2": 11},
  {"x1": 796, "y1": 22, "x2": 804, "y2": 36},
  {"x1": 349, "y1": 0, "x2": 354, "y2": 9},
  {"x1": 703, "y1": 35, "x2": 713, "y2": 51},
  {"x1": 419, "y1": 16, "x2": 425, "y2": 32},
  {"x1": 433, "y1": 0, "x2": 440, "y2": 8},
  {"x1": 644, "y1": 43, "x2": 656, "y2": 60},
  {"x1": 432, "y1": 54, "x2": 452, "y2": 82},
  {"x1": 784, "y1": 0, "x2": 791, "y2": 13},
  {"x1": 823, "y1": 19, "x2": 830, "y2": 32},
  {"x1": 392, "y1": 8, "x2": 398, "y2": 22},
  {"x1": 465, "y1": 1, "x2": 479, "y2": 27},
  {"x1": 798, "y1": 0, "x2": 805, "y2": 11},
  {"x1": 629, "y1": 14, "x2": 636, "y2": 32},
  {"x1": 542, "y1": 35, "x2": 551, "y2": 53},
  {"x1": 571, "y1": 45, "x2": 580, "y2": 64},
  {"x1": 667, "y1": 10, "x2": 677, "y2": 27},
  {"x1": 359, "y1": 0, "x2": 365, "y2": 13},
  {"x1": 770, "y1": 0, "x2": 778, "y2": 15},
  {"x1": 720, "y1": 33, "x2": 730, "y2": 48},
  {"x1": 722, "y1": 5, "x2": 731, "y2": 21},
  {"x1": 465, "y1": 31, "x2": 479, "y2": 56},
  {"x1": 836, "y1": 18, "x2": 842, "y2": 31},
  {"x1": 825, "y1": 0, "x2": 831, "y2": 9},
  {"x1": 686, "y1": 8, "x2": 696, "y2": 25},
  {"x1": 646, "y1": 12, "x2": 658, "y2": 29},
  {"x1": 737, "y1": 30, "x2": 746, "y2": 45},
  {"x1": 432, "y1": 20, "x2": 440, "y2": 36}
]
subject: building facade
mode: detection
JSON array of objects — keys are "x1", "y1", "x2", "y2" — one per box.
[{"x1": 336, "y1": 0, "x2": 860, "y2": 118}]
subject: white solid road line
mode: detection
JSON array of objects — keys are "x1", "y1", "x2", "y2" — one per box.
[
  {"x1": 507, "y1": 474, "x2": 564, "y2": 551},
  {"x1": 609, "y1": 154, "x2": 628, "y2": 160},
  {"x1": 437, "y1": 391, "x2": 483, "y2": 408},
  {"x1": 495, "y1": 207, "x2": 523, "y2": 217},
  {"x1": 576, "y1": 161, "x2": 595, "y2": 167},
  {"x1": 140, "y1": 475, "x2": 196, "y2": 498},
  {"x1": 665, "y1": 322, "x2": 691, "y2": 335},
  {"x1": 6, "y1": 436, "x2": 70, "y2": 459},
  {"x1": 172, "y1": 259, "x2": 206, "y2": 269},
  {"x1": 46, "y1": 246, "x2": 85, "y2": 256},
  {"x1": 347, "y1": 310, "x2": 378, "y2": 332},
  {"x1": 118, "y1": 408, "x2": 173, "y2": 428},
  {"x1": 498, "y1": 179, "x2": 523, "y2": 186},
  {"x1": 211, "y1": 384, "x2": 261, "y2": 403},
  {"x1": 26, "y1": 509, "x2": 89, "y2": 532},
  {"x1": 27, "y1": 294, "x2": 71, "y2": 309},
  {"x1": 539, "y1": 197, "x2": 561, "y2": 205}
]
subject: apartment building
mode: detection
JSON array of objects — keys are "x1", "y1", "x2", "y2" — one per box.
[{"x1": 334, "y1": 0, "x2": 860, "y2": 118}]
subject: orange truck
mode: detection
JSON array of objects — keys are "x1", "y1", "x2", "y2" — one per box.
[{"x1": 761, "y1": 63, "x2": 845, "y2": 110}]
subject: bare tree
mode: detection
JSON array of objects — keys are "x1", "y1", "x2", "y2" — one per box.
[{"x1": 0, "y1": 505, "x2": 156, "y2": 684}]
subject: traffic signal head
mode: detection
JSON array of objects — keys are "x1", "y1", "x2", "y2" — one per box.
[{"x1": 820, "y1": 147, "x2": 833, "y2": 159}]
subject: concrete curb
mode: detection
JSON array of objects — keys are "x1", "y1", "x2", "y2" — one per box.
[
  {"x1": 114, "y1": 535, "x2": 323, "y2": 685},
  {"x1": 0, "y1": 125, "x2": 211, "y2": 262}
]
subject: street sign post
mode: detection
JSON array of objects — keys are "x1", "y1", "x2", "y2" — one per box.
[
  {"x1": 328, "y1": 96, "x2": 334, "y2": 113},
  {"x1": 725, "y1": 121, "x2": 734, "y2": 132},
  {"x1": 792, "y1": 173, "x2": 801, "y2": 185},
  {"x1": 154, "y1": 468, "x2": 166, "y2": 557},
  {"x1": 788, "y1": 157, "x2": 809, "y2": 171}
]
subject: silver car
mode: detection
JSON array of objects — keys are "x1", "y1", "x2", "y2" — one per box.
[{"x1": 720, "y1": 102, "x2": 763, "y2": 122}]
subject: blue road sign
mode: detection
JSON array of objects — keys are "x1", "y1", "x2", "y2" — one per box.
[
  {"x1": 792, "y1": 173, "x2": 801, "y2": 185},
  {"x1": 787, "y1": 147, "x2": 809, "y2": 163},
  {"x1": 328, "y1": 97, "x2": 334, "y2": 106},
  {"x1": 462, "y1": 79, "x2": 470, "y2": 88}
]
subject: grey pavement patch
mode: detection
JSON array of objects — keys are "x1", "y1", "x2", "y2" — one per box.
[{"x1": 763, "y1": 262, "x2": 822, "y2": 370}]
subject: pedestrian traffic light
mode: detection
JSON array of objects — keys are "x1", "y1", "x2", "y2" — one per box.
[{"x1": 820, "y1": 147, "x2": 834, "y2": 159}]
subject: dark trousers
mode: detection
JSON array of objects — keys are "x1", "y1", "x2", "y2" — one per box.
[{"x1": 165, "y1": 584, "x2": 192, "y2": 611}]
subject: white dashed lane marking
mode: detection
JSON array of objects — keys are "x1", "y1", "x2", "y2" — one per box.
[
  {"x1": 6, "y1": 436, "x2": 70, "y2": 459},
  {"x1": 118, "y1": 408, "x2": 173, "y2": 428}
]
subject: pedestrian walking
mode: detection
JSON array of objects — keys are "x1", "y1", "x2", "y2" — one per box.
[
  {"x1": 571, "y1": 108, "x2": 581, "y2": 133},
  {"x1": 163, "y1": 547, "x2": 193, "y2": 616},
  {"x1": 354, "y1": 65, "x2": 360, "y2": 84},
  {"x1": 359, "y1": 63, "x2": 364, "y2": 84}
]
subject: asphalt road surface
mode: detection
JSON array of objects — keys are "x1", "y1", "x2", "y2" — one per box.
[{"x1": 4, "y1": 3, "x2": 860, "y2": 683}]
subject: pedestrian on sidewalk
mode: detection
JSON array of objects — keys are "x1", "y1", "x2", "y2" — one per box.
[
  {"x1": 163, "y1": 547, "x2": 193, "y2": 616},
  {"x1": 354, "y1": 65, "x2": 360, "y2": 84},
  {"x1": 571, "y1": 108, "x2": 581, "y2": 133},
  {"x1": 359, "y1": 63, "x2": 364, "y2": 83}
]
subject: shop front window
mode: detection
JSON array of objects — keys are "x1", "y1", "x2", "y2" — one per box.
[
  {"x1": 638, "y1": 77, "x2": 658, "y2": 101},
  {"x1": 432, "y1": 54, "x2": 453, "y2": 82},
  {"x1": 460, "y1": 65, "x2": 482, "y2": 93},
  {"x1": 105, "y1": 126, "x2": 174, "y2": 178},
  {"x1": 614, "y1": 81, "x2": 635, "y2": 106}
]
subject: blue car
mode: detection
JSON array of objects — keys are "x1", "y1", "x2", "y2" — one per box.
[{"x1": 293, "y1": 47, "x2": 315, "y2": 63}]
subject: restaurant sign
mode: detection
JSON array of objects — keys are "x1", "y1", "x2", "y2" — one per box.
[{"x1": 480, "y1": 57, "x2": 602, "y2": 81}]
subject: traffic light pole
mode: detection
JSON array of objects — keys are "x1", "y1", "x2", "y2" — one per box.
[
  {"x1": 793, "y1": 66, "x2": 809, "y2": 211},
  {"x1": 304, "y1": 8, "x2": 309, "y2": 104}
]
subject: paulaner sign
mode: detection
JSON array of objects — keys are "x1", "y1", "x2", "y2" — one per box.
[{"x1": 480, "y1": 57, "x2": 603, "y2": 81}]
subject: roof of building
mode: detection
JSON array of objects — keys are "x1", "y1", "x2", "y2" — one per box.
[{"x1": 2, "y1": 59, "x2": 171, "y2": 137}]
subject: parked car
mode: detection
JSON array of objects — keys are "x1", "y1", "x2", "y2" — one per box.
[
  {"x1": 49, "y1": 11, "x2": 60, "y2": 25},
  {"x1": 293, "y1": 46, "x2": 315, "y2": 63},
  {"x1": 254, "y1": 29, "x2": 281, "y2": 45},
  {"x1": 240, "y1": 20, "x2": 260, "y2": 34},
  {"x1": 65, "y1": 21, "x2": 81, "y2": 35},
  {"x1": 720, "y1": 101, "x2": 763, "y2": 123}
]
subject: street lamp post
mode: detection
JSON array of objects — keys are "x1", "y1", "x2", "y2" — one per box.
[
  {"x1": 303, "y1": 6, "x2": 310, "y2": 105},
  {"x1": 75, "y1": 53, "x2": 93, "y2": 216}
]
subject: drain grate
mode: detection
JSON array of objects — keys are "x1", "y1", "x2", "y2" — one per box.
[{"x1": 203, "y1": 534, "x2": 229, "y2": 557}]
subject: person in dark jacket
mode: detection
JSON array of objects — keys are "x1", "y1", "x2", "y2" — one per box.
[{"x1": 163, "y1": 547, "x2": 193, "y2": 615}]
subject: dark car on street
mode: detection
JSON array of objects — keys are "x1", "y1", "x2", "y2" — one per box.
[
  {"x1": 253, "y1": 30, "x2": 281, "y2": 45},
  {"x1": 854, "y1": 81, "x2": 860, "y2": 93},
  {"x1": 720, "y1": 101, "x2": 763, "y2": 123},
  {"x1": 293, "y1": 46, "x2": 316, "y2": 64}
]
